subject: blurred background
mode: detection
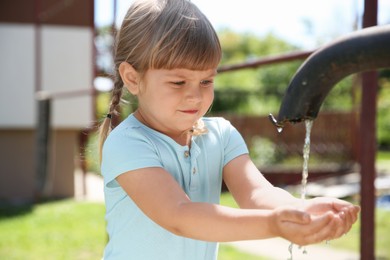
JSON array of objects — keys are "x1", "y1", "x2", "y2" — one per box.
[{"x1": 1, "y1": 0, "x2": 390, "y2": 259}]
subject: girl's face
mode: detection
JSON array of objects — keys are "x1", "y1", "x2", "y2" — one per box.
[{"x1": 130, "y1": 68, "x2": 217, "y2": 144}]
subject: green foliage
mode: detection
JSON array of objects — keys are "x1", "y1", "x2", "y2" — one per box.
[
  {"x1": 218, "y1": 29, "x2": 297, "y2": 65},
  {"x1": 95, "y1": 90, "x2": 137, "y2": 122},
  {"x1": 320, "y1": 75, "x2": 355, "y2": 111},
  {"x1": 216, "y1": 70, "x2": 260, "y2": 91},
  {"x1": 85, "y1": 131, "x2": 100, "y2": 174},
  {"x1": 377, "y1": 150, "x2": 390, "y2": 161},
  {"x1": 255, "y1": 62, "x2": 302, "y2": 97},
  {"x1": 212, "y1": 89, "x2": 257, "y2": 113},
  {"x1": 96, "y1": 91, "x2": 111, "y2": 121},
  {"x1": 377, "y1": 73, "x2": 390, "y2": 148},
  {"x1": 215, "y1": 29, "x2": 302, "y2": 115},
  {"x1": 249, "y1": 137, "x2": 279, "y2": 166}
]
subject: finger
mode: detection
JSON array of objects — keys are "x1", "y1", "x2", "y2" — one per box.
[
  {"x1": 298, "y1": 212, "x2": 334, "y2": 245},
  {"x1": 351, "y1": 205, "x2": 361, "y2": 223},
  {"x1": 343, "y1": 205, "x2": 360, "y2": 233},
  {"x1": 331, "y1": 206, "x2": 358, "y2": 240},
  {"x1": 341, "y1": 206, "x2": 357, "y2": 233},
  {"x1": 331, "y1": 199, "x2": 352, "y2": 210},
  {"x1": 342, "y1": 210, "x2": 353, "y2": 235},
  {"x1": 331, "y1": 213, "x2": 347, "y2": 239},
  {"x1": 329, "y1": 207, "x2": 355, "y2": 240}
]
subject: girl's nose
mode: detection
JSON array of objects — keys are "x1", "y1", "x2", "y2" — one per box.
[{"x1": 186, "y1": 86, "x2": 202, "y2": 102}]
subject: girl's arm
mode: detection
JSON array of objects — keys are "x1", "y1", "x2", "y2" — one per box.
[
  {"x1": 223, "y1": 154, "x2": 299, "y2": 209},
  {"x1": 223, "y1": 154, "x2": 360, "y2": 238},
  {"x1": 116, "y1": 167, "x2": 335, "y2": 245}
]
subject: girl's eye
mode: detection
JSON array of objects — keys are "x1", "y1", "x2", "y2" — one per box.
[
  {"x1": 200, "y1": 80, "x2": 213, "y2": 87},
  {"x1": 172, "y1": 81, "x2": 185, "y2": 86}
]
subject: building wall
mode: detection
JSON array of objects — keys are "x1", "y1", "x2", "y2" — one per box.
[
  {"x1": 0, "y1": 24, "x2": 93, "y2": 129},
  {"x1": 0, "y1": 24, "x2": 36, "y2": 128},
  {"x1": 0, "y1": 130, "x2": 36, "y2": 202},
  {"x1": 41, "y1": 25, "x2": 93, "y2": 128},
  {"x1": 0, "y1": 129, "x2": 79, "y2": 202},
  {"x1": 0, "y1": 0, "x2": 94, "y2": 203}
]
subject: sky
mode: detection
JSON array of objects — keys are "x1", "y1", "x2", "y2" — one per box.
[{"x1": 95, "y1": 0, "x2": 390, "y2": 49}]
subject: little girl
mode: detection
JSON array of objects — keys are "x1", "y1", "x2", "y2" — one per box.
[{"x1": 99, "y1": 0, "x2": 360, "y2": 259}]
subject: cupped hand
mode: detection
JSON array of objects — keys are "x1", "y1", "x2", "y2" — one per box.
[
  {"x1": 302, "y1": 197, "x2": 360, "y2": 240},
  {"x1": 270, "y1": 206, "x2": 336, "y2": 246},
  {"x1": 271, "y1": 197, "x2": 360, "y2": 246}
]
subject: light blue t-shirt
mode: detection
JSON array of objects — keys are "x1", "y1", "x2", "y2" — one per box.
[{"x1": 101, "y1": 114, "x2": 248, "y2": 260}]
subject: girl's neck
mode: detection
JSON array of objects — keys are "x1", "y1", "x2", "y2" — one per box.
[{"x1": 134, "y1": 110, "x2": 192, "y2": 147}]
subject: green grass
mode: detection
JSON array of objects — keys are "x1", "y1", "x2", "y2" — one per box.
[
  {"x1": 328, "y1": 208, "x2": 390, "y2": 259},
  {"x1": 377, "y1": 151, "x2": 390, "y2": 174},
  {"x1": 219, "y1": 244, "x2": 267, "y2": 260},
  {"x1": 377, "y1": 151, "x2": 390, "y2": 161},
  {"x1": 0, "y1": 200, "x2": 106, "y2": 260}
]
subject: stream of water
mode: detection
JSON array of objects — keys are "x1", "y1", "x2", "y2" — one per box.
[
  {"x1": 287, "y1": 120, "x2": 313, "y2": 260},
  {"x1": 301, "y1": 120, "x2": 313, "y2": 202}
]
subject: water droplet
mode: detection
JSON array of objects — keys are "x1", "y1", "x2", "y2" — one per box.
[
  {"x1": 299, "y1": 245, "x2": 308, "y2": 255},
  {"x1": 268, "y1": 113, "x2": 284, "y2": 133},
  {"x1": 288, "y1": 243, "x2": 294, "y2": 260}
]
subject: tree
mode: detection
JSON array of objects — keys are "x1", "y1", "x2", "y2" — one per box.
[{"x1": 214, "y1": 29, "x2": 304, "y2": 114}]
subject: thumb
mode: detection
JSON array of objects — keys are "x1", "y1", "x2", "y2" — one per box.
[{"x1": 278, "y1": 208, "x2": 311, "y2": 224}]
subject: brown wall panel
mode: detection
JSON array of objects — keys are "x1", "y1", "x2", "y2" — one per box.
[{"x1": 0, "y1": 0, "x2": 94, "y2": 26}]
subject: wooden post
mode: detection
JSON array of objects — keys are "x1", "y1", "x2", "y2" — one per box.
[
  {"x1": 360, "y1": 0, "x2": 378, "y2": 259},
  {"x1": 35, "y1": 93, "x2": 51, "y2": 200}
]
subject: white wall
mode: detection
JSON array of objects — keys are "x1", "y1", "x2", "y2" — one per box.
[
  {"x1": 0, "y1": 24, "x2": 36, "y2": 128},
  {"x1": 41, "y1": 26, "x2": 93, "y2": 128},
  {"x1": 0, "y1": 23, "x2": 94, "y2": 129}
]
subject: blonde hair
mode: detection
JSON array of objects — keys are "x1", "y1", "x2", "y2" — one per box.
[{"x1": 99, "y1": 0, "x2": 222, "y2": 161}]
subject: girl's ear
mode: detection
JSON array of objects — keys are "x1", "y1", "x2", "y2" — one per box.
[{"x1": 119, "y1": 62, "x2": 140, "y2": 95}]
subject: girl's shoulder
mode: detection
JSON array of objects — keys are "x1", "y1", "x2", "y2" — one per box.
[
  {"x1": 202, "y1": 116, "x2": 235, "y2": 133},
  {"x1": 201, "y1": 116, "x2": 239, "y2": 142},
  {"x1": 104, "y1": 114, "x2": 150, "y2": 149}
]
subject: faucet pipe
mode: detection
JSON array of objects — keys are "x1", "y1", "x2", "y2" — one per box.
[{"x1": 270, "y1": 24, "x2": 390, "y2": 128}]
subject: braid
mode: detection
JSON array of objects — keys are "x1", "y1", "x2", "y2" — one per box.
[
  {"x1": 98, "y1": 72, "x2": 124, "y2": 163},
  {"x1": 108, "y1": 74, "x2": 124, "y2": 118}
]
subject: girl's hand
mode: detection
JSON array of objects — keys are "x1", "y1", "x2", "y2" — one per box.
[
  {"x1": 302, "y1": 197, "x2": 360, "y2": 240},
  {"x1": 270, "y1": 206, "x2": 337, "y2": 246}
]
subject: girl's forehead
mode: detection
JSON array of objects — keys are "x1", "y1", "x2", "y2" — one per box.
[{"x1": 147, "y1": 68, "x2": 218, "y2": 78}]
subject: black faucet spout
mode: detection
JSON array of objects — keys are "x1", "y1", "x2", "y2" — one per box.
[{"x1": 273, "y1": 24, "x2": 390, "y2": 128}]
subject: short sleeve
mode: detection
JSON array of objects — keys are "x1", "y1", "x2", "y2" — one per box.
[
  {"x1": 205, "y1": 117, "x2": 248, "y2": 166},
  {"x1": 101, "y1": 127, "x2": 163, "y2": 187},
  {"x1": 223, "y1": 120, "x2": 249, "y2": 166}
]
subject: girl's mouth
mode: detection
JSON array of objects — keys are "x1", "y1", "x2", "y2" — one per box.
[{"x1": 181, "y1": 110, "x2": 198, "y2": 114}]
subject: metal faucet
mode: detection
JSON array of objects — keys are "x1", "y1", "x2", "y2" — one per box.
[{"x1": 269, "y1": 24, "x2": 390, "y2": 128}]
